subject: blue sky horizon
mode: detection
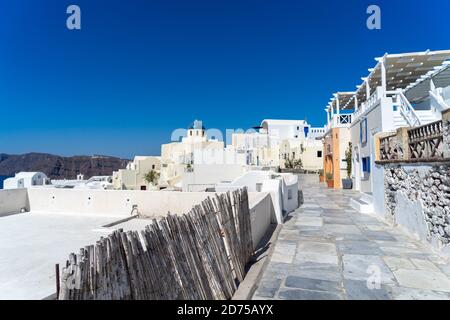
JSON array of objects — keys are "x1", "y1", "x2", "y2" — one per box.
[{"x1": 1, "y1": 0, "x2": 449, "y2": 159}]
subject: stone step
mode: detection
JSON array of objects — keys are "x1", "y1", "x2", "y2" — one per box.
[
  {"x1": 359, "y1": 192, "x2": 373, "y2": 204},
  {"x1": 350, "y1": 195, "x2": 374, "y2": 214}
]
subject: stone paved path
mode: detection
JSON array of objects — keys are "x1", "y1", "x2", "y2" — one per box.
[{"x1": 252, "y1": 174, "x2": 450, "y2": 300}]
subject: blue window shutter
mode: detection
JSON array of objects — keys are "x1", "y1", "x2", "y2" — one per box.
[{"x1": 360, "y1": 121, "x2": 362, "y2": 143}]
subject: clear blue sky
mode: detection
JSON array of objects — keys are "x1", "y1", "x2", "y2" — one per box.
[{"x1": 0, "y1": 0, "x2": 449, "y2": 158}]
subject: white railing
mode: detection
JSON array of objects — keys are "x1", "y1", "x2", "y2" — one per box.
[
  {"x1": 395, "y1": 91, "x2": 421, "y2": 127},
  {"x1": 326, "y1": 114, "x2": 353, "y2": 131},
  {"x1": 351, "y1": 87, "x2": 383, "y2": 123},
  {"x1": 430, "y1": 88, "x2": 450, "y2": 113}
]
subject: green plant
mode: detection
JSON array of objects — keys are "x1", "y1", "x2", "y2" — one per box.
[
  {"x1": 284, "y1": 156, "x2": 303, "y2": 169},
  {"x1": 144, "y1": 169, "x2": 160, "y2": 186},
  {"x1": 318, "y1": 169, "x2": 324, "y2": 176},
  {"x1": 326, "y1": 172, "x2": 333, "y2": 180},
  {"x1": 345, "y1": 142, "x2": 352, "y2": 179}
]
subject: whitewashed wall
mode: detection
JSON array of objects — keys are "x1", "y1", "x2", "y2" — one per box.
[
  {"x1": 0, "y1": 189, "x2": 29, "y2": 217},
  {"x1": 27, "y1": 188, "x2": 227, "y2": 217},
  {"x1": 248, "y1": 193, "x2": 274, "y2": 247}
]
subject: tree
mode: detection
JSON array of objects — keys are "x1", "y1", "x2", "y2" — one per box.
[
  {"x1": 345, "y1": 142, "x2": 352, "y2": 179},
  {"x1": 285, "y1": 156, "x2": 303, "y2": 170},
  {"x1": 144, "y1": 169, "x2": 160, "y2": 186}
]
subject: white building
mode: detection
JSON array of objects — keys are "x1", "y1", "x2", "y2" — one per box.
[
  {"x1": 160, "y1": 120, "x2": 224, "y2": 187},
  {"x1": 327, "y1": 50, "x2": 450, "y2": 215},
  {"x1": 231, "y1": 130, "x2": 280, "y2": 167},
  {"x1": 216, "y1": 170, "x2": 299, "y2": 224},
  {"x1": 112, "y1": 156, "x2": 161, "y2": 190},
  {"x1": 3, "y1": 172, "x2": 49, "y2": 189},
  {"x1": 261, "y1": 119, "x2": 325, "y2": 142},
  {"x1": 259, "y1": 119, "x2": 325, "y2": 171}
]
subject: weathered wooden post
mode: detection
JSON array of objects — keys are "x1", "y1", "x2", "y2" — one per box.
[
  {"x1": 442, "y1": 109, "x2": 450, "y2": 159},
  {"x1": 55, "y1": 264, "x2": 60, "y2": 299}
]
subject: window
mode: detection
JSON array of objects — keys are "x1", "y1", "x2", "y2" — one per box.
[
  {"x1": 296, "y1": 126, "x2": 299, "y2": 130},
  {"x1": 292, "y1": 152, "x2": 295, "y2": 158},
  {"x1": 362, "y1": 156, "x2": 371, "y2": 173},
  {"x1": 360, "y1": 119, "x2": 368, "y2": 145},
  {"x1": 152, "y1": 164, "x2": 155, "y2": 169},
  {"x1": 288, "y1": 189, "x2": 293, "y2": 200},
  {"x1": 317, "y1": 151, "x2": 322, "y2": 158},
  {"x1": 190, "y1": 130, "x2": 192, "y2": 136}
]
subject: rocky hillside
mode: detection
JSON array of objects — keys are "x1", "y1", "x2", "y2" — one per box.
[{"x1": 0, "y1": 153, "x2": 129, "y2": 179}]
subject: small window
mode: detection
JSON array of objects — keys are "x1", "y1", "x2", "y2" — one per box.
[
  {"x1": 317, "y1": 151, "x2": 322, "y2": 158},
  {"x1": 360, "y1": 119, "x2": 368, "y2": 145},
  {"x1": 362, "y1": 157, "x2": 371, "y2": 173},
  {"x1": 190, "y1": 130, "x2": 193, "y2": 136},
  {"x1": 152, "y1": 164, "x2": 155, "y2": 169}
]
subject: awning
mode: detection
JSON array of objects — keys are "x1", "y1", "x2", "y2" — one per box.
[
  {"x1": 326, "y1": 92, "x2": 355, "y2": 113},
  {"x1": 406, "y1": 65, "x2": 450, "y2": 103},
  {"x1": 340, "y1": 50, "x2": 450, "y2": 109}
]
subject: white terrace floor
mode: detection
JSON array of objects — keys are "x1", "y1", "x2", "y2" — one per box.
[
  {"x1": 253, "y1": 174, "x2": 450, "y2": 300},
  {"x1": 0, "y1": 212, "x2": 151, "y2": 300}
]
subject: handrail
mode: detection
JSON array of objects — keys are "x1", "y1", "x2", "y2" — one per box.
[
  {"x1": 351, "y1": 87, "x2": 382, "y2": 123},
  {"x1": 429, "y1": 89, "x2": 450, "y2": 112},
  {"x1": 396, "y1": 91, "x2": 421, "y2": 127}
]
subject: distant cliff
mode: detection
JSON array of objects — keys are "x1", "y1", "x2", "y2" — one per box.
[{"x1": 0, "y1": 153, "x2": 129, "y2": 179}]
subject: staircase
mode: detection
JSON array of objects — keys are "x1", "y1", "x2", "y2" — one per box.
[
  {"x1": 350, "y1": 192, "x2": 374, "y2": 214},
  {"x1": 392, "y1": 88, "x2": 449, "y2": 128},
  {"x1": 393, "y1": 109, "x2": 438, "y2": 128}
]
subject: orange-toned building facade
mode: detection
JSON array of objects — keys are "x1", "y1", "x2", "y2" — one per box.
[{"x1": 323, "y1": 127, "x2": 350, "y2": 189}]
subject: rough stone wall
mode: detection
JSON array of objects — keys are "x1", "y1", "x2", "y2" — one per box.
[
  {"x1": 385, "y1": 164, "x2": 450, "y2": 245},
  {"x1": 444, "y1": 114, "x2": 450, "y2": 157}
]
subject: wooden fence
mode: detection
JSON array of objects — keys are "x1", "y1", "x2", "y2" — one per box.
[{"x1": 58, "y1": 188, "x2": 253, "y2": 300}]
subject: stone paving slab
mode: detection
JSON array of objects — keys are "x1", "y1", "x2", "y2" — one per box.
[
  {"x1": 343, "y1": 279, "x2": 392, "y2": 300},
  {"x1": 252, "y1": 174, "x2": 450, "y2": 300},
  {"x1": 278, "y1": 289, "x2": 344, "y2": 300},
  {"x1": 285, "y1": 276, "x2": 342, "y2": 292}
]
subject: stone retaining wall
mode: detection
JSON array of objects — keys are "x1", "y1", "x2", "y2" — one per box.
[{"x1": 384, "y1": 163, "x2": 450, "y2": 254}]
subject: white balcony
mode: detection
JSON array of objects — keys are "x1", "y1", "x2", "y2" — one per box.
[
  {"x1": 326, "y1": 114, "x2": 353, "y2": 131},
  {"x1": 352, "y1": 87, "x2": 384, "y2": 122}
]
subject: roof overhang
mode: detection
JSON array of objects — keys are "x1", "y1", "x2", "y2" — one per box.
[
  {"x1": 333, "y1": 50, "x2": 450, "y2": 109},
  {"x1": 355, "y1": 50, "x2": 450, "y2": 103},
  {"x1": 326, "y1": 92, "x2": 355, "y2": 112}
]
